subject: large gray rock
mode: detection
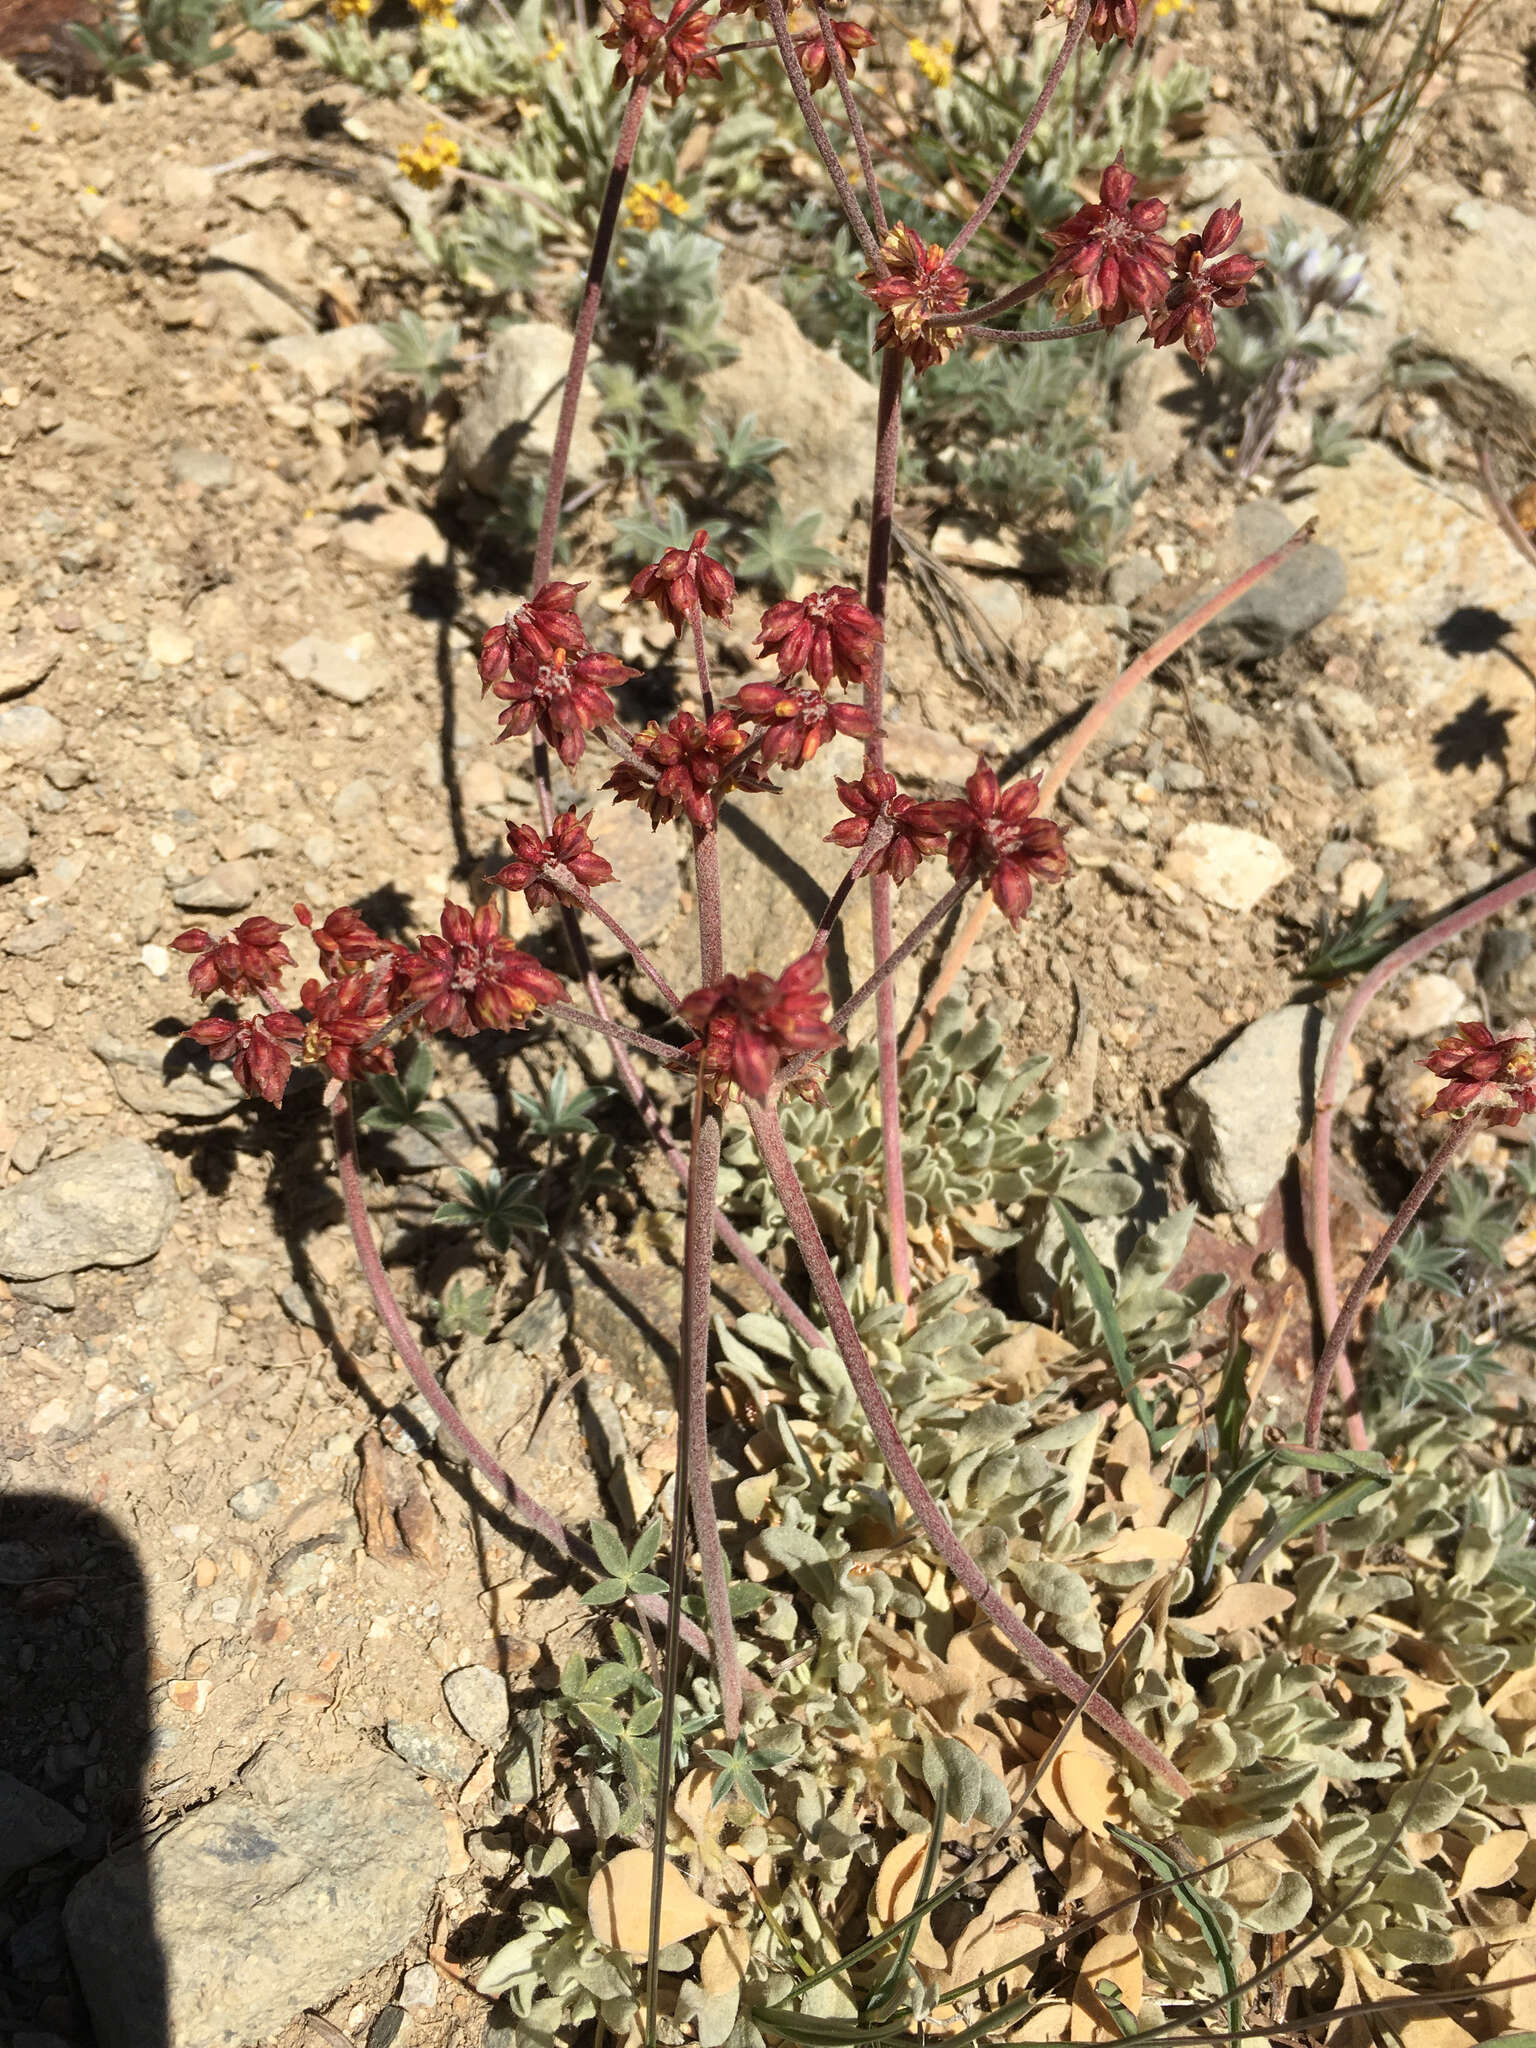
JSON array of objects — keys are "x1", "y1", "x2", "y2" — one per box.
[
  {"x1": 1176, "y1": 1005, "x2": 1330, "y2": 1212},
  {"x1": 0, "y1": 1138, "x2": 178, "y2": 1280},
  {"x1": 1194, "y1": 501, "x2": 1347, "y2": 663},
  {"x1": 0, "y1": 627, "x2": 63, "y2": 702},
  {"x1": 0, "y1": 1769, "x2": 87, "y2": 1882},
  {"x1": 1385, "y1": 186, "x2": 1536, "y2": 427},
  {"x1": 447, "y1": 321, "x2": 604, "y2": 502},
  {"x1": 63, "y1": 1747, "x2": 445, "y2": 2048},
  {"x1": 170, "y1": 860, "x2": 262, "y2": 914},
  {"x1": 700, "y1": 283, "x2": 879, "y2": 541}
]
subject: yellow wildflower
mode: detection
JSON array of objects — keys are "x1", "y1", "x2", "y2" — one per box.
[
  {"x1": 908, "y1": 36, "x2": 953, "y2": 89},
  {"x1": 622, "y1": 179, "x2": 689, "y2": 233},
  {"x1": 328, "y1": 0, "x2": 373, "y2": 20},
  {"x1": 398, "y1": 123, "x2": 461, "y2": 190},
  {"x1": 408, "y1": 0, "x2": 458, "y2": 26},
  {"x1": 540, "y1": 32, "x2": 565, "y2": 59},
  {"x1": 1153, "y1": 0, "x2": 1191, "y2": 13}
]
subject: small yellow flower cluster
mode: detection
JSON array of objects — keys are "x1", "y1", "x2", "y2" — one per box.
[
  {"x1": 408, "y1": 0, "x2": 459, "y2": 27},
  {"x1": 907, "y1": 36, "x2": 954, "y2": 89},
  {"x1": 328, "y1": 0, "x2": 373, "y2": 21},
  {"x1": 398, "y1": 123, "x2": 461, "y2": 190},
  {"x1": 1153, "y1": 0, "x2": 1192, "y2": 15},
  {"x1": 540, "y1": 32, "x2": 566, "y2": 59},
  {"x1": 623, "y1": 179, "x2": 689, "y2": 232}
]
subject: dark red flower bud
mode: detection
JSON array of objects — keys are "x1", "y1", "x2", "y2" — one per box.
[
  {"x1": 602, "y1": 0, "x2": 720, "y2": 100},
  {"x1": 494, "y1": 809, "x2": 615, "y2": 914},
  {"x1": 488, "y1": 643, "x2": 638, "y2": 769},
  {"x1": 679, "y1": 950, "x2": 840, "y2": 1101},
  {"x1": 1040, "y1": 152, "x2": 1173, "y2": 328},
  {"x1": 398, "y1": 901, "x2": 563, "y2": 1037},
  {"x1": 172, "y1": 917, "x2": 294, "y2": 1002},
  {"x1": 185, "y1": 1010, "x2": 305, "y2": 1106},
  {"x1": 293, "y1": 903, "x2": 397, "y2": 976},
  {"x1": 794, "y1": 16, "x2": 874, "y2": 89},
  {"x1": 1421, "y1": 1020, "x2": 1536, "y2": 1127},
  {"x1": 826, "y1": 766, "x2": 946, "y2": 886},
  {"x1": 605, "y1": 709, "x2": 772, "y2": 830},
  {"x1": 729, "y1": 680, "x2": 876, "y2": 769},
  {"x1": 905, "y1": 760, "x2": 1069, "y2": 926},
  {"x1": 755, "y1": 586, "x2": 882, "y2": 693},
  {"x1": 1142, "y1": 201, "x2": 1261, "y2": 369},
  {"x1": 628, "y1": 530, "x2": 735, "y2": 637}
]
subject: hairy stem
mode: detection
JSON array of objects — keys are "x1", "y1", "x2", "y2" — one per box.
[
  {"x1": 1308, "y1": 863, "x2": 1536, "y2": 1449},
  {"x1": 764, "y1": 0, "x2": 883, "y2": 268},
  {"x1": 332, "y1": 1091, "x2": 727, "y2": 1660},
  {"x1": 744, "y1": 1098, "x2": 1194, "y2": 1797},
  {"x1": 545, "y1": 872, "x2": 682, "y2": 1012},
  {"x1": 814, "y1": 0, "x2": 886, "y2": 239},
  {"x1": 945, "y1": 0, "x2": 1093, "y2": 263},
  {"x1": 813, "y1": 820, "x2": 893, "y2": 946},
  {"x1": 546, "y1": 1000, "x2": 683, "y2": 1066},
  {"x1": 531, "y1": 79, "x2": 650, "y2": 591},
  {"x1": 682, "y1": 1090, "x2": 742, "y2": 1734},
  {"x1": 905, "y1": 519, "x2": 1324, "y2": 1058},
  {"x1": 1305, "y1": 1115, "x2": 1479, "y2": 1452},
  {"x1": 864, "y1": 348, "x2": 912, "y2": 1303}
]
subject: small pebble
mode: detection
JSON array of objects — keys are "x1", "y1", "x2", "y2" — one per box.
[
  {"x1": 398, "y1": 1962, "x2": 439, "y2": 2010},
  {"x1": 229, "y1": 1478, "x2": 279, "y2": 1521}
]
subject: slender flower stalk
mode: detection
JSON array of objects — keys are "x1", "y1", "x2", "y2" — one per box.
[
  {"x1": 763, "y1": 0, "x2": 883, "y2": 268},
  {"x1": 945, "y1": 0, "x2": 1094, "y2": 263},
  {"x1": 865, "y1": 348, "x2": 913, "y2": 1303},
  {"x1": 531, "y1": 80, "x2": 651, "y2": 593},
  {"x1": 797, "y1": 874, "x2": 972, "y2": 1076},
  {"x1": 545, "y1": 1000, "x2": 685, "y2": 1065},
  {"x1": 812, "y1": 0, "x2": 886, "y2": 239},
  {"x1": 813, "y1": 821, "x2": 893, "y2": 945},
  {"x1": 744, "y1": 1096, "x2": 1193, "y2": 1799},
  {"x1": 1305, "y1": 1115, "x2": 1481, "y2": 1452},
  {"x1": 544, "y1": 874, "x2": 682, "y2": 1012},
  {"x1": 905, "y1": 520, "x2": 1325, "y2": 1058},
  {"x1": 1307, "y1": 864, "x2": 1536, "y2": 1447},
  {"x1": 331, "y1": 1091, "x2": 728, "y2": 1661}
]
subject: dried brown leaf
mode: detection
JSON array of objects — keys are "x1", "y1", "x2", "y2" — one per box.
[
  {"x1": 1194, "y1": 1583, "x2": 1295, "y2": 1634},
  {"x1": 1070, "y1": 1929, "x2": 1143, "y2": 2042},
  {"x1": 1457, "y1": 1829, "x2": 1528, "y2": 1898},
  {"x1": 587, "y1": 1849, "x2": 721, "y2": 1957}
]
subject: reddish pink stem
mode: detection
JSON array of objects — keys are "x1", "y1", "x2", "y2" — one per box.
[
  {"x1": 330, "y1": 1092, "x2": 726, "y2": 1662},
  {"x1": 1308, "y1": 863, "x2": 1536, "y2": 1448},
  {"x1": 1305, "y1": 1116, "x2": 1478, "y2": 1451},
  {"x1": 945, "y1": 0, "x2": 1093, "y2": 263},
  {"x1": 531, "y1": 79, "x2": 650, "y2": 591},
  {"x1": 904, "y1": 518, "x2": 1324, "y2": 1061},
  {"x1": 764, "y1": 0, "x2": 883, "y2": 269},
  {"x1": 744, "y1": 1096, "x2": 1193, "y2": 1799},
  {"x1": 864, "y1": 348, "x2": 912, "y2": 1304}
]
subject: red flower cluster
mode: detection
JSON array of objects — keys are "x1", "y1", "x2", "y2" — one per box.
[
  {"x1": 907, "y1": 761, "x2": 1068, "y2": 925},
  {"x1": 1046, "y1": 0, "x2": 1138, "y2": 44},
  {"x1": 294, "y1": 903, "x2": 398, "y2": 974},
  {"x1": 602, "y1": 0, "x2": 720, "y2": 99},
  {"x1": 172, "y1": 916, "x2": 294, "y2": 1001},
  {"x1": 495, "y1": 809, "x2": 615, "y2": 913},
  {"x1": 728, "y1": 680, "x2": 875, "y2": 769},
  {"x1": 479, "y1": 582, "x2": 637, "y2": 769},
  {"x1": 1143, "y1": 204, "x2": 1261, "y2": 370},
  {"x1": 628, "y1": 530, "x2": 735, "y2": 638},
  {"x1": 794, "y1": 16, "x2": 874, "y2": 89},
  {"x1": 185, "y1": 1010, "x2": 305, "y2": 1108},
  {"x1": 756, "y1": 586, "x2": 882, "y2": 694},
  {"x1": 1040, "y1": 154, "x2": 1172, "y2": 328},
  {"x1": 299, "y1": 971, "x2": 397, "y2": 1087},
  {"x1": 679, "y1": 951, "x2": 840, "y2": 1100},
  {"x1": 397, "y1": 901, "x2": 564, "y2": 1038},
  {"x1": 1421, "y1": 1021, "x2": 1536, "y2": 1128},
  {"x1": 606, "y1": 709, "x2": 773, "y2": 830},
  {"x1": 827, "y1": 767, "x2": 945, "y2": 885},
  {"x1": 859, "y1": 222, "x2": 970, "y2": 375}
]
